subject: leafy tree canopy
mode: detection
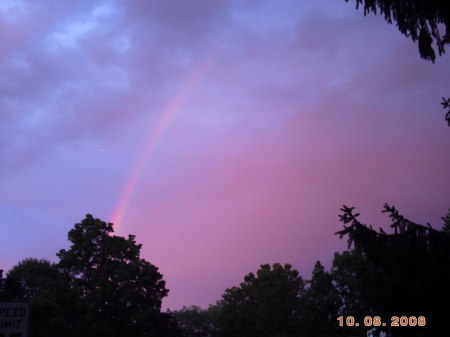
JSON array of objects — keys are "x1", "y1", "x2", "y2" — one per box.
[
  {"x1": 1, "y1": 214, "x2": 175, "y2": 337},
  {"x1": 56, "y1": 214, "x2": 169, "y2": 337},
  {"x1": 214, "y1": 263, "x2": 304, "y2": 337},
  {"x1": 5, "y1": 259, "x2": 76, "y2": 337},
  {"x1": 346, "y1": 0, "x2": 450, "y2": 62},
  {"x1": 173, "y1": 305, "x2": 215, "y2": 337},
  {"x1": 298, "y1": 261, "x2": 341, "y2": 337},
  {"x1": 442, "y1": 97, "x2": 450, "y2": 126}
]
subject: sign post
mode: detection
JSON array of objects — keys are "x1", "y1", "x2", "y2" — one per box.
[{"x1": 0, "y1": 302, "x2": 30, "y2": 337}]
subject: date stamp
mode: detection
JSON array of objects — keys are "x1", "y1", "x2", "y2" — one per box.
[{"x1": 337, "y1": 316, "x2": 426, "y2": 327}]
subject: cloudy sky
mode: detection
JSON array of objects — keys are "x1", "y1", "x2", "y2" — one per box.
[{"x1": 1, "y1": 0, "x2": 449, "y2": 309}]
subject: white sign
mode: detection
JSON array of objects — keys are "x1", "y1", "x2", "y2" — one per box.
[{"x1": 0, "y1": 302, "x2": 29, "y2": 337}]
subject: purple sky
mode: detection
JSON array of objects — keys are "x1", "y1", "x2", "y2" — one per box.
[{"x1": 1, "y1": 0, "x2": 449, "y2": 309}]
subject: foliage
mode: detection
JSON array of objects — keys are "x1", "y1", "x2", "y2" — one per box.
[
  {"x1": 443, "y1": 208, "x2": 450, "y2": 231},
  {"x1": 298, "y1": 261, "x2": 341, "y2": 337},
  {"x1": 442, "y1": 97, "x2": 450, "y2": 126},
  {"x1": 56, "y1": 214, "x2": 169, "y2": 337},
  {"x1": 345, "y1": 0, "x2": 450, "y2": 62},
  {"x1": 336, "y1": 203, "x2": 450, "y2": 337},
  {"x1": 1, "y1": 214, "x2": 175, "y2": 337},
  {"x1": 346, "y1": 2, "x2": 450, "y2": 126},
  {"x1": 173, "y1": 305, "x2": 214, "y2": 337},
  {"x1": 5, "y1": 259, "x2": 76, "y2": 337},
  {"x1": 3, "y1": 206, "x2": 450, "y2": 337},
  {"x1": 214, "y1": 263, "x2": 304, "y2": 337},
  {"x1": 332, "y1": 249, "x2": 378, "y2": 337}
]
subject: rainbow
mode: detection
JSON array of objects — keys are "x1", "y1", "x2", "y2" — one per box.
[{"x1": 110, "y1": 53, "x2": 218, "y2": 233}]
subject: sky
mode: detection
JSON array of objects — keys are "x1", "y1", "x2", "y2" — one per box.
[{"x1": 0, "y1": 0, "x2": 449, "y2": 310}]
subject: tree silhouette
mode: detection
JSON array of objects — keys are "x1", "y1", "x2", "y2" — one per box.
[
  {"x1": 214, "y1": 263, "x2": 304, "y2": 337},
  {"x1": 346, "y1": 1, "x2": 450, "y2": 126},
  {"x1": 345, "y1": 0, "x2": 450, "y2": 62},
  {"x1": 5, "y1": 259, "x2": 76, "y2": 337},
  {"x1": 443, "y1": 208, "x2": 450, "y2": 231},
  {"x1": 442, "y1": 97, "x2": 450, "y2": 126},
  {"x1": 1, "y1": 214, "x2": 177, "y2": 337},
  {"x1": 298, "y1": 261, "x2": 341, "y2": 337},
  {"x1": 57, "y1": 214, "x2": 169, "y2": 337},
  {"x1": 336, "y1": 204, "x2": 450, "y2": 337},
  {"x1": 331, "y1": 250, "x2": 372, "y2": 337},
  {"x1": 173, "y1": 306, "x2": 215, "y2": 337}
]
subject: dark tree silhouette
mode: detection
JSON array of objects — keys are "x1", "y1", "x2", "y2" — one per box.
[
  {"x1": 346, "y1": 1, "x2": 450, "y2": 126},
  {"x1": 214, "y1": 263, "x2": 304, "y2": 337},
  {"x1": 57, "y1": 214, "x2": 169, "y2": 337},
  {"x1": 442, "y1": 97, "x2": 450, "y2": 126},
  {"x1": 1, "y1": 215, "x2": 178, "y2": 337},
  {"x1": 443, "y1": 208, "x2": 450, "y2": 230},
  {"x1": 173, "y1": 306, "x2": 215, "y2": 337},
  {"x1": 345, "y1": 0, "x2": 450, "y2": 62},
  {"x1": 5, "y1": 259, "x2": 76, "y2": 337},
  {"x1": 298, "y1": 261, "x2": 341, "y2": 337},
  {"x1": 332, "y1": 250, "x2": 372, "y2": 337},
  {"x1": 336, "y1": 204, "x2": 450, "y2": 337}
]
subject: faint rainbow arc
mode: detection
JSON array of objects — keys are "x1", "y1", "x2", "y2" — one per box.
[{"x1": 110, "y1": 54, "x2": 217, "y2": 232}]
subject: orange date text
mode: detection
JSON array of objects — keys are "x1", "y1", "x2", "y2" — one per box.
[{"x1": 337, "y1": 316, "x2": 426, "y2": 327}]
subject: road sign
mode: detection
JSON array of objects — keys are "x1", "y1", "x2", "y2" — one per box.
[{"x1": 0, "y1": 302, "x2": 30, "y2": 337}]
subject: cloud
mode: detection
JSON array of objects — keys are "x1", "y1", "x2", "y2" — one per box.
[
  {"x1": 0, "y1": 0, "x2": 233, "y2": 176},
  {"x1": 1, "y1": 0, "x2": 449, "y2": 310}
]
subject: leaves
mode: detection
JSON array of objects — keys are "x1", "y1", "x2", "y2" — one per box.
[
  {"x1": 2, "y1": 214, "x2": 174, "y2": 337},
  {"x1": 442, "y1": 97, "x2": 450, "y2": 126},
  {"x1": 56, "y1": 214, "x2": 169, "y2": 337},
  {"x1": 346, "y1": 0, "x2": 450, "y2": 62},
  {"x1": 214, "y1": 263, "x2": 304, "y2": 337}
]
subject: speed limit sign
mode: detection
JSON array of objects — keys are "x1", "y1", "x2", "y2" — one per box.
[{"x1": 0, "y1": 302, "x2": 30, "y2": 337}]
